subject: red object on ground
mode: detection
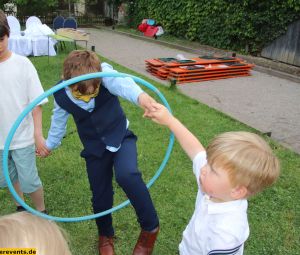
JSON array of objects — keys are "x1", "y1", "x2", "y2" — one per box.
[
  {"x1": 144, "y1": 26, "x2": 159, "y2": 37},
  {"x1": 138, "y1": 22, "x2": 159, "y2": 37},
  {"x1": 145, "y1": 56, "x2": 255, "y2": 83},
  {"x1": 138, "y1": 23, "x2": 148, "y2": 33}
]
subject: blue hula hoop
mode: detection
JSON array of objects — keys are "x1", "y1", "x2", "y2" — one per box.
[{"x1": 2, "y1": 72, "x2": 174, "y2": 222}]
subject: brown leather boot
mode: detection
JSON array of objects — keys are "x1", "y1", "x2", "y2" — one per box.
[
  {"x1": 99, "y1": 235, "x2": 115, "y2": 255},
  {"x1": 132, "y1": 227, "x2": 159, "y2": 255}
]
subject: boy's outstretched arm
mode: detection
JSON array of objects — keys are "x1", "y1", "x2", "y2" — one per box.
[
  {"x1": 101, "y1": 63, "x2": 157, "y2": 115},
  {"x1": 147, "y1": 102, "x2": 205, "y2": 160},
  {"x1": 45, "y1": 100, "x2": 69, "y2": 154}
]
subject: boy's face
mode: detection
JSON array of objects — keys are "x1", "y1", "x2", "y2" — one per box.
[
  {"x1": 0, "y1": 35, "x2": 9, "y2": 61},
  {"x1": 200, "y1": 164, "x2": 235, "y2": 202}
]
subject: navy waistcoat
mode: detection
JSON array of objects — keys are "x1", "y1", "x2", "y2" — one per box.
[{"x1": 53, "y1": 83, "x2": 127, "y2": 157}]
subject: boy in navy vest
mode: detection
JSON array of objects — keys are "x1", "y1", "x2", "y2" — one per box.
[{"x1": 41, "y1": 50, "x2": 159, "y2": 255}]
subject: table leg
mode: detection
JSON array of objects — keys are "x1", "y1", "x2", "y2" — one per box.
[{"x1": 48, "y1": 36, "x2": 49, "y2": 63}]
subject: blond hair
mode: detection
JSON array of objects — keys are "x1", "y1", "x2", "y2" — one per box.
[
  {"x1": 207, "y1": 131, "x2": 280, "y2": 197},
  {"x1": 63, "y1": 50, "x2": 101, "y2": 95},
  {"x1": 0, "y1": 212, "x2": 72, "y2": 255}
]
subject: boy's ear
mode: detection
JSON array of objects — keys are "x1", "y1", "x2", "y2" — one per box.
[{"x1": 231, "y1": 185, "x2": 248, "y2": 200}]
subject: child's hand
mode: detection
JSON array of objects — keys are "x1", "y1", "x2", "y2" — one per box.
[
  {"x1": 35, "y1": 136, "x2": 51, "y2": 157},
  {"x1": 138, "y1": 92, "x2": 157, "y2": 115},
  {"x1": 145, "y1": 102, "x2": 173, "y2": 126}
]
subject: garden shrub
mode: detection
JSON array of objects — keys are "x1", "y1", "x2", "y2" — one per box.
[{"x1": 127, "y1": 0, "x2": 300, "y2": 54}]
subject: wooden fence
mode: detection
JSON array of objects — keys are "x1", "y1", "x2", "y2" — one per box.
[{"x1": 261, "y1": 20, "x2": 300, "y2": 67}]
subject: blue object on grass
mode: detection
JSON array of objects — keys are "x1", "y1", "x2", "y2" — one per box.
[
  {"x1": 147, "y1": 19, "x2": 155, "y2": 26},
  {"x1": 2, "y1": 72, "x2": 174, "y2": 222}
]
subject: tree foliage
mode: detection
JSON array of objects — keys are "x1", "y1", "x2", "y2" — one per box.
[
  {"x1": 127, "y1": 0, "x2": 300, "y2": 54},
  {"x1": 0, "y1": 0, "x2": 78, "y2": 16}
]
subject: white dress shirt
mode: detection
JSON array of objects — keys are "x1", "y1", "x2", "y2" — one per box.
[{"x1": 179, "y1": 151, "x2": 249, "y2": 255}]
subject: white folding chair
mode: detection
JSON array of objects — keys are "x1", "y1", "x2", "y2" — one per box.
[
  {"x1": 7, "y1": 16, "x2": 32, "y2": 56},
  {"x1": 7, "y1": 16, "x2": 21, "y2": 35},
  {"x1": 24, "y1": 16, "x2": 56, "y2": 57},
  {"x1": 25, "y1": 16, "x2": 42, "y2": 29}
]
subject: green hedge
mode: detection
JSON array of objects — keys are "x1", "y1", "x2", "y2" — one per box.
[{"x1": 127, "y1": 0, "x2": 300, "y2": 54}]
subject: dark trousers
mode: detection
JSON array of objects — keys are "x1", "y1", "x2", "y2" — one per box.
[{"x1": 84, "y1": 131, "x2": 159, "y2": 236}]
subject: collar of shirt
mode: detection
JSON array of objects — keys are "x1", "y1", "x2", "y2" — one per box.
[
  {"x1": 64, "y1": 87, "x2": 95, "y2": 111},
  {"x1": 204, "y1": 195, "x2": 248, "y2": 215}
]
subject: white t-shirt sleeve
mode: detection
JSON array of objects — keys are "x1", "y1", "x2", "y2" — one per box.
[
  {"x1": 192, "y1": 151, "x2": 207, "y2": 186},
  {"x1": 26, "y1": 59, "x2": 48, "y2": 105}
]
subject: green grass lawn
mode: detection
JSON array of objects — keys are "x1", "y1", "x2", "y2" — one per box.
[{"x1": 0, "y1": 50, "x2": 299, "y2": 255}]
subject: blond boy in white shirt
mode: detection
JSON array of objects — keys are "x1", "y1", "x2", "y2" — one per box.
[{"x1": 146, "y1": 103, "x2": 280, "y2": 255}]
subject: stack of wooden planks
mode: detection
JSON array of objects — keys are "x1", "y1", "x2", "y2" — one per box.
[{"x1": 145, "y1": 56, "x2": 254, "y2": 84}]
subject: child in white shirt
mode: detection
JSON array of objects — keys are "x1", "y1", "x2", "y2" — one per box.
[
  {"x1": 146, "y1": 103, "x2": 280, "y2": 255},
  {"x1": 0, "y1": 9, "x2": 48, "y2": 213}
]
